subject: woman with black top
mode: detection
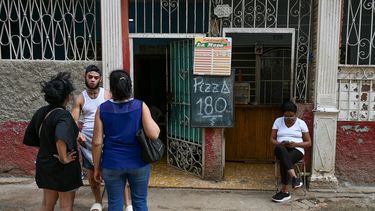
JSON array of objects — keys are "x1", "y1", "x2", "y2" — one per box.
[{"x1": 23, "y1": 72, "x2": 82, "y2": 211}]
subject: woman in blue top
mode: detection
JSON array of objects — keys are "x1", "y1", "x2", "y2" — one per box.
[{"x1": 92, "y1": 69, "x2": 160, "y2": 211}]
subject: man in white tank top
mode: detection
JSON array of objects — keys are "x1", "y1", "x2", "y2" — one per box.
[{"x1": 72, "y1": 65, "x2": 132, "y2": 211}]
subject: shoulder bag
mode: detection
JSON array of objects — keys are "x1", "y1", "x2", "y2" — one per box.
[{"x1": 136, "y1": 128, "x2": 165, "y2": 163}]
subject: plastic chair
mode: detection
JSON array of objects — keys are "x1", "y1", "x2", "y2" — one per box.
[{"x1": 274, "y1": 158, "x2": 307, "y2": 195}]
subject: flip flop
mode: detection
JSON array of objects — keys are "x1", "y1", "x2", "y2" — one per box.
[{"x1": 90, "y1": 203, "x2": 102, "y2": 211}]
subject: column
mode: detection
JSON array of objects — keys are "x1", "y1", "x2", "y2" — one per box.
[
  {"x1": 310, "y1": 0, "x2": 342, "y2": 189},
  {"x1": 101, "y1": 0, "x2": 123, "y2": 89},
  {"x1": 204, "y1": 128, "x2": 225, "y2": 181}
]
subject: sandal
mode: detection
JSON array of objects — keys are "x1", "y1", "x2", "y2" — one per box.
[{"x1": 90, "y1": 203, "x2": 102, "y2": 211}]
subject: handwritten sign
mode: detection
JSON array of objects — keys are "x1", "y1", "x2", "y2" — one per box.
[
  {"x1": 191, "y1": 72, "x2": 234, "y2": 127},
  {"x1": 193, "y1": 37, "x2": 232, "y2": 76}
]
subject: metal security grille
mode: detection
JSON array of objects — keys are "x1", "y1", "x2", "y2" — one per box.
[
  {"x1": 129, "y1": 0, "x2": 209, "y2": 34},
  {"x1": 260, "y1": 48, "x2": 291, "y2": 104},
  {"x1": 341, "y1": 0, "x2": 375, "y2": 66},
  {"x1": 0, "y1": 0, "x2": 99, "y2": 60},
  {"x1": 167, "y1": 40, "x2": 204, "y2": 178},
  {"x1": 129, "y1": 0, "x2": 311, "y2": 102},
  {"x1": 210, "y1": 0, "x2": 312, "y2": 102}
]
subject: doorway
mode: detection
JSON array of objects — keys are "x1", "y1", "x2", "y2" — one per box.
[
  {"x1": 132, "y1": 38, "x2": 204, "y2": 178},
  {"x1": 133, "y1": 39, "x2": 170, "y2": 141},
  {"x1": 223, "y1": 30, "x2": 295, "y2": 162}
]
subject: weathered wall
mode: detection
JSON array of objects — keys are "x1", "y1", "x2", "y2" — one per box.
[
  {"x1": 297, "y1": 103, "x2": 314, "y2": 172},
  {"x1": 0, "y1": 60, "x2": 101, "y2": 176},
  {"x1": 336, "y1": 121, "x2": 375, "y2": 184},
  {"x1": 204, "y1": 128, "x2": 224, "y2": 181}
]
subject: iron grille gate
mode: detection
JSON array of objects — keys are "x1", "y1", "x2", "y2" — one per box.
[
  {"x1": 0, "y1": 0, "x2": 98, "y2": 60},
  {"x1": 167, "y1": 40, "x2": 204, "y2": 178}
]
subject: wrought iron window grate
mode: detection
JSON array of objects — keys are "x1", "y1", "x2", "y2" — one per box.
[
  {"x1": 129, "y1": 0, "x2": 209, "y2": 34},
  {"x1": 210, "y1": 0, "x2": 312, "y2": 103},
  {"x1": 0, "y1": 0, "x2": 100, "y2": 60},
  {"x1": 341, "y1": 0, "x2": 375, "y2": 66}
]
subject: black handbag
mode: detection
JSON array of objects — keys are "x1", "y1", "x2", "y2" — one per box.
[{"x1": 136, "y1": 128, "x2": 165, "y2": 163}]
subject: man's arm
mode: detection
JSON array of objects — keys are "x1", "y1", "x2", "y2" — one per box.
[
  {"x1": 71, "y1": 94, "x2": 85, "y2": 144},
  {"x1": 71, "y1": 94, "x2": 84, "y2": 123}
]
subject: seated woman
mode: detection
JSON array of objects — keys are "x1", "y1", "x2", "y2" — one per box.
[{"x1": 270, "y1": 101, "x2": 312, "y2": 202}]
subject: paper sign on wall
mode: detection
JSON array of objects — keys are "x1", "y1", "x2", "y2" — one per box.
[{"x1": 193, "y1": 37, "x2": 232, "y2": 76}]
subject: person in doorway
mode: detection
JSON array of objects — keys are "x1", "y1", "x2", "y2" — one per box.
[
  {"x1": 71, "y1": 65, "x2": 132, "y2": 211},
  {"x1": 23, "y1": 72, "x2": 82, "y2": 211},
  {"x1": 270, "y1": 101, "x2": 312, "y2": 202},
  {"x1": 92, "y1": 69, "x2": 160, "y2": 211}
]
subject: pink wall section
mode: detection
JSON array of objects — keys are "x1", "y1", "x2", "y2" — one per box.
[
  {"x1": 204, "y1": 128, "x2": 224, "y2": 180},
  {"x1": 2, "y1": 109, "x2": 375, "y2": 184},
  {"x1": 336, "y1": 121, "x2": 375, "y2": 184},
  {"x1": 297, "y1": 103, "x2": 314, "y2": 172},
  {"x1": 0, "y1": 121, "x2": 36, "y2": 176}
]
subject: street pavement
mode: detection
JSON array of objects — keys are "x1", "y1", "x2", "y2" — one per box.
[{"x1": 1, "y1": 178, "x2": 375, "y2": 211}]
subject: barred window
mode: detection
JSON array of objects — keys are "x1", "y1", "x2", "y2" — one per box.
[
  {"x1": 0, "y1": 0, "x2": 101, "y2": 60},
  {"x1": 340, "y1": 0, "x2": 375, "y2": 66}
]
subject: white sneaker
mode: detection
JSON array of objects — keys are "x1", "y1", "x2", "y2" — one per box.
[{"x1": 125, "y1": 205, "x2": 133, "y2": 211}]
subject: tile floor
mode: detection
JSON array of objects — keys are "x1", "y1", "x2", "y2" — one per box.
[{"x1": 149, "y1": 160, "x2": 276, "y2": 191}]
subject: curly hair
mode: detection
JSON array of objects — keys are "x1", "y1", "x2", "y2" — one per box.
[{"x1": 40, "y1": 72, "x2": 75, "y2": 105}]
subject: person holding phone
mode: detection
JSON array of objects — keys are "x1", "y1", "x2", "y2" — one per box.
[{"x1": 270, "y1": 101, "x2": 312, "y2": 202}]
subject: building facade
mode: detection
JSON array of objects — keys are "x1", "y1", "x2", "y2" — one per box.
[{"x1": 0, "y1": 0, "x2": 374, "y2": 187}]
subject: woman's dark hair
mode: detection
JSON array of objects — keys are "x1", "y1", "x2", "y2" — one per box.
[
  {"x1": 110, "y1": 69, "x2": 132, "y2": 101},
  {"x1": 41, "y1": 72, "x2": 75, "y2": 106},
  {"x1": 282, "y1": 101, "x2": 297, "y2": 113}
]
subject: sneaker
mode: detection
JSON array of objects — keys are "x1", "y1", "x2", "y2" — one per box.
[
  {"x1": 272, "y1": 191, "x2": 291, "y2": 202},
  {"x1": 125, "y1": 205, "x2": 133, "y2": 211},
  {"x1": 292, "y1": 177, "x2": 303, "y2": 189}
]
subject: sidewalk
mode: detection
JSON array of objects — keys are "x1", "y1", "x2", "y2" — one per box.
[{"x1": 1, "y1": 177, "x2": 375, "y2": 211}]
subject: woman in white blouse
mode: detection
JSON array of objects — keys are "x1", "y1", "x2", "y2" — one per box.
[{"x1": 270, "y1": 101, "x2": 312, "y2": 202}]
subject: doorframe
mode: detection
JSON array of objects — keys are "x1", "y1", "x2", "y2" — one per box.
[
  {"x1": 222, "y1": 28, "x2": 296, "y2": 101},
  {"x1": 128, "y1": 33, "x2": 206, "y2": 80},
  {"x1": 128, "y1": 33, "x2": 208, "y2": 178}
]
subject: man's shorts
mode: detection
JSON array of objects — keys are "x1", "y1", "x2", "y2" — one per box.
[{"x1": 81, "y1": 150, "x2": 94, "y2": 169}]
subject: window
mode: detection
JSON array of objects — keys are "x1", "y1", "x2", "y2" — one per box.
[
  {"x1": 0, "y1": 0, "x2": 101, "y2": 60},
  {"x1": 340, "y1": 0, "x2": 375, "y2": 65}
]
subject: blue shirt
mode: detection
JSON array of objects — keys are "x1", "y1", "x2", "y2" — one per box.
[{"x1": 100, "y1": 99, "x2": 147, "y2": 169}]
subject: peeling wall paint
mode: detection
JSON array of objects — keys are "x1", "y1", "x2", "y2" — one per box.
[
  {"x1": 340, "y1": 125, "x2": 370, "y2": 132},
  {"x1": 336, "y1": 121, "x2": 375, "y2": 184},
  {"x1": 204, "y1": 128, "x2": 224, "y2": 181}
]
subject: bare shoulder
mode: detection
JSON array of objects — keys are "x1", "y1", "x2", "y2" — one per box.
[
  {"x1": 74, "y1": 93, "x2": 85, "y2": 105},
  {"x1": 104, "y1": 89, "x2": 112, "y2": 100}
]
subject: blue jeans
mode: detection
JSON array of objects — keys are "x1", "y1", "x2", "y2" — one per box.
[{"x1": 102, "y1": 165, "x2": 150, "y2": 211}]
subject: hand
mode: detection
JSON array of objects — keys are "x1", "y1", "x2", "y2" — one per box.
[
  {"x1": 93, "y1": 168, "x2": 103, "y2": 184},
  {"x1": 53, "y1": 151, "x2": 77, "y2": 164},
  {"x1": 77, "y1": 132, "x2": 86, "y2": 145},
  {"x1": 285, "y1": 141, "x2": 297, "y2": 148}
]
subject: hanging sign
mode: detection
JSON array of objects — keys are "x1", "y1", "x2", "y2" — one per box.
[
  {"x1": 191, "y1": 69, "x2": 235, "y2": 128},
  {"x1": 193, "y1": 37, "x2": 232, "y2": 76}
]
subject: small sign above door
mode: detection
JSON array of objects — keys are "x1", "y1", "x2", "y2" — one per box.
[{"x1": 193, "y1": 37, "x2": 232, "y2": 76}]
